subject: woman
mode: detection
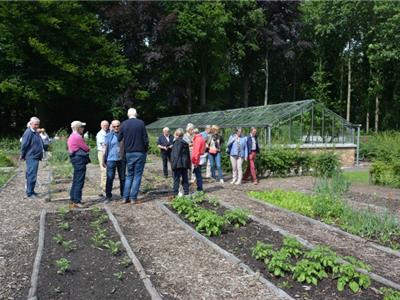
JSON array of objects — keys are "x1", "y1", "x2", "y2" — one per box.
[
  {"x1": 206, "y1": 125, "x2": 224, "y2": 183},
  {"x1": 171, "y1": 128, "x2": 191, "y2": 196},
  {"x1": 227, "y1": 127, "x2": 248, "y2": 185},
  {"x1": 191, "y1": 132, "x2": 206, "y2": 193},
  {"x1": 183, "y1": 123, "x2": 195, "y2": 183}
]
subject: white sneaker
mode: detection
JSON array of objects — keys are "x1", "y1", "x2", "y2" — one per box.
[
  {"x1": 235, "y1": 181, "x2": 241, "y2": 185},
  {"x1": 230, "y1": 180, "x2": 236, "y2": 184},
  {"x1": 219, "y1": 179, "x2": 224, "y2": 183}
]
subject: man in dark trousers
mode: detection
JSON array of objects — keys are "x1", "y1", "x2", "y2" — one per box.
[
  {"x1": 171, "y1": 128, "x2": 190, "y2": 196},
  {"x1": 20, "y1": 117, "x2": 44, "y2": 199},
  {"x1": 157, "y1": 127, "x2": 173, "y2": 178},
  {"x1": 243, "y1": 127, "x2": 260, "y2": 184},
  {"x1": 118, "y1": 108, "x2": 149, "y2": 204}
]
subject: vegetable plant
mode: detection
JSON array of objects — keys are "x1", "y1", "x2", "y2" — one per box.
[
  {"x1": 58, "y1": 221, "x2": 70, "y2": 231},
  {"x1": 195, "y1": 209, "x2": 227, "y2": 236},
  {"x1": 224, "y1": 208, "x2": 250, "y2": 228},
  {"x1": 104, "y1": 240, "x2": 121, "y2": 255},
  {"x1": 251, "y1": 241, "x2": 275, "y2": 261},
  {"x1": 282, "y1": 236, "x2": 303, "y2": 258},
  {"x1": 57, "y1": 207, "x2": 69, "y2": 220},
  {"x1": 332, "y1": 263, "x2": 371, "y2": 293},
  {"x1": 266, "y1": 249, "x2": 294, "y2": 277},
  {"x1": 304, "y1": 246, "x2": 339, "y2": 271},
  {"x1": 119, "y1": 256, "x2": 132, "y2": 268},
  {"x1": 380, "y1": 287, "x2": 400, "y2": 300},
  {"x1": 91, "y1": 228, "x2": 107, "y2": 247},
  {"x1": 114, "y1": 271, "x2": 125, "y2": 281},
  {"x1": 293, "y1": 259, "x2": 327, "y2": 285},
  {"x1": 62, "y1": 240, "x2": 76, "y2": 252},
  {"x1": 55, "y1": 258, "x2": 71, "y2": 274},
  {"x1": 53, "y1": 234, "x2": 64, "y2": 245},
  {"x1": 208, "y1": 197, "x2": 220, "y2": 207}
]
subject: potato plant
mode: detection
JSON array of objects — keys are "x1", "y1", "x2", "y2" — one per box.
[
  {"x1": 224, "y1": 208, "x2": 250, "y2": 228},
  {"x1": 55, "y1": 258, "x2": 71, "y2": 274}
]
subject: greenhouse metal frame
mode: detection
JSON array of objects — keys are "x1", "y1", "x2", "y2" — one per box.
[{"x1": 147, "y1": 99, "x2": 362, "y2": 165}]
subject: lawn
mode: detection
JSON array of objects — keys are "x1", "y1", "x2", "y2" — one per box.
[{"x1": 342, "y1": 170, "x2": 370, "y2": 185}]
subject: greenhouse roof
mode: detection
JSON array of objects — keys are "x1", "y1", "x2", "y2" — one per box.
[{"x1": 146, "y1": 99, "x2": 355, "y2": 129}]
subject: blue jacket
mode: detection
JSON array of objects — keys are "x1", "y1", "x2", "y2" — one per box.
[
  {"x1": 118, "y1": 118, "x2": 149, "y2": 153},
  {"x1": 21, "y1": 128, "x2": 43, "y2": 160},
  {"x1": 227, "y1": 135, "x2": 248, "y2": 159},
  {"x1": 246, "y1": 135, "x2": 260, "y2": 154},
  {"x1": 104, "y1": 132, "x2": 124, "y2": 163}
]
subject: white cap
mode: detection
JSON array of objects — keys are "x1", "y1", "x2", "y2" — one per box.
[{"x1": 71, "y1": 120, "x2": 86, "y2": 129}]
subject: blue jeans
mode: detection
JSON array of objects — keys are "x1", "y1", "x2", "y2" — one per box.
[
  {"x1": 26, "y1": 159, "x2": 39, "y2": 197},
  {"x1": 106, "y1": 160, "x2": 126, "y2": 198},
  {"x1": 123, "y1": 152, "x2": 146, "y2": 201},
  {"x1": 193, "y1": 166, "x2": 203, "y2": 191},
  {"x1": 209, "y1": 152, "x2": 223, "y2": 180},
  {"x1": 70, "y1": 156, "x2": 87, "y2": 203}
]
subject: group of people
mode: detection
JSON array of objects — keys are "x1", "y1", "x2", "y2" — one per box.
[
  {"x1": 20, "y1": 108, "x2": 260, "y2": 207},
  {"x1": 157, "y1": 124, "x2": 260, "y2": 197}
]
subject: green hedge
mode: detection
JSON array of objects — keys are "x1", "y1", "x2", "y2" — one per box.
[
  {"x1": 222, "y1": 147, "x2": 340, "y2": 178},
  {"x1": 0, "y1": 151, "x2": 16, "y2": 167}
]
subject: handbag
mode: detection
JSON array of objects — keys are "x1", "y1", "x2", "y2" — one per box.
[{"x1": 199, "y1": 153, "x2": 208, "y2": 165}]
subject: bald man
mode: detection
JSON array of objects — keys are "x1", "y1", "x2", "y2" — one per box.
[{"x1": 96, "y1": 120, "x2": 109, "y2": 196}]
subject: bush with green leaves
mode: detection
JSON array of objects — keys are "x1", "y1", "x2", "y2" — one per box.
[
  {"x1": 293, "y1": 259, "x2": 328, "y2": 285},
  {"x1": 312, "y1": 151, "x2": 340, "y2": 178},
  {"x1": 55, "y1": 258, "x2": 71, "y2": 274},
  {"x1": 360, "y1": 131, "x2": 400, "y2": 163},
  {"x1": 195, "y1": 209, "x2": 227, "y2": 236},
  {"x1": 370, "y1": 161, "x2": 400, "y2": 188},
  {"x1": 266, "y1": 248, "x2": 294, "y2": 277},
  {"x1": 380, "y1": 287, "x2": 400, "y2": 300},
  {"x1": 282, "y1": 236, "x2": 303, "y2": 258},
  {"x1": 224, "y1": 208, "x2": 250, "y2": 228},
  {"x1": 0, "y1": 151, "x2": 15, "y2": 168},
  {"x1": 251, "y1": 241, "x2": 275, "y2": 261},
  {"x1": 332, "y1": 263, "x2": 371, "y2": 293}
]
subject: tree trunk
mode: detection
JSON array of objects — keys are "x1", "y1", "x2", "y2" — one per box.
[
  {"x1": 340, "y1": 62, "x2": 343, "y2": 115},
  {"x1": 243, "y1": 75, "x2": 249, "y2": 107},
  {"x1": 366, "y1": 110, "x2": 369, "y2": 134},
  {"x1": 200, "y1": 52, "x2": 207, "y2": 107},
  {"x1": 375, "y1": 94, "x2": 379, "y2": 132},
  {"x1": 264, "y1": 53, "x2": 269, "y2": 106},
  {"x1": 186, "y1": 78, "x2": 192, "y2": 114},
  {"x1": 346, "y1": 53, "x2": 351, "y2": 122}
]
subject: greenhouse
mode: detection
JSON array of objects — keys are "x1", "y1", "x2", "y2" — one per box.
[{"x1": 147, "y1": 99, "x2": 361, "y2": 166}]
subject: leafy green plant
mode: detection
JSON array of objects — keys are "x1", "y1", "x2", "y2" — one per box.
[
  {"x1": 304, "y1": 246, "x2": 339, "y2": 272},
  {"x1": 282, "y1": 236, "x2": 303, "y2": 258},
  {"x1": 62, "y1": 240, "x2": 77, "y2": 252},
  {"x1": 195, "y1": 209, "x2": 227, "y2": 237},
  {"x1": 293, "y1": 259, "x2": 328, "y2": 285},
  {"x1": 251, "y1": 241, "x2": 275, "y2": 261},
  {"x1": 191, "y1": 191, "x2": 205, "y2": 203},
  {"x1": 91, "y1": 228, "x2": 107, "y2": 247},
  {"x1": 114, "y1": 271, "x2": 125, "y2": 281},
  {"x1": 91, "y1": 206, "x2": 103, "y2": 217},
  {"x1": 266, "y1": 249, "x2": 294, "y2": 277},
  {"x1": 119, "y1": 256, "x2": 132, "y2": 268},
  {"x1": 208, "y1": 197, "x2": 220, "y2": 207},
  {"x1": 91, "y1": 214, "x2": 109, "y2": 228},
  {"x1": 332, "y1": 263, "x2": 371, "y2": 293},
  {"x1": 224, "y1": 208, "x2": 250, "y2": 228},
  {"x1": 57, "y1": 207, "x2": 69, "y2": 220},
  {"x1": 58, "y1": 221, "x2": 70, "y2": 231},
  {"x1": 53, "y1": 234, "x2": 64, "y2": 245},
  {"x1": 313, "y1": 151, "x2": 340, "y2": 178},
  {"x1": 104, "y1": 240, "x2": 121, "y2": 255},
  {"x1": 55, "y1": 258, "x2": 71, "y2": 274},
  {"x1": 380, "y1": 287, "x2": 400, "y2": 300}
]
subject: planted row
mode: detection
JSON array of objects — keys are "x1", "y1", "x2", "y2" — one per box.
[
  {"x1": 171, "y1": 194, "x2": 249, "y2": 236},
  {"x1": 252, "y1": 237, "x2": 371, "y2": 294}
]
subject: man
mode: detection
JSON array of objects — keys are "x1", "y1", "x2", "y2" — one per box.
[
  {"x1": 171, "y1": 128, "x2": 190, "y2": 196},
  {"x1": 20, "y1": 117, "x2": 43, "y2": 199},
  {"x1": 96, "y1": 120, "x2": 109, "y2": 196},
  {"x1": 103, "y1": 120, "x2": 126, "y2": 203},
  {"x1": 118, "y1": 108, "x2": 149, "y2": 204},
  {"x1": 157, "y1": 127, "x2": 173, "y2": 178},
  {"x1": 243, "y1": 127, "x2": 260, "y2": 185},
  {"x1": 200, "y1": 125, "x2": 212, "y2": 179},
  {"x1": 67, "y1": 121, "x2": 90, "y2": 208}
]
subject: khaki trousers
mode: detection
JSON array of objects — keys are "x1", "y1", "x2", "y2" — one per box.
[
  {"x1": 230, "y1": 156, "x2": 243, "y2": 184},
  {"x1": 97, "y1": 151, "x2": 106, "y2": 191}
]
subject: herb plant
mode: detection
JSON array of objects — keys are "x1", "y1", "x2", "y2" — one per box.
[
  {"x1": 120, "y1": 256, "x2": 132, "y2": 268},
  {"x1": 114, "y1": 271, "x2": 125, "y2": 281},
  {"x1": 251, "y1": 241, "x2": 275, "y2": 261},
  {"x1": 282, "y1": 237, "x2": 303, "y2": 258},
  {"x1": 195, "y1": 210, "x2": 227, "y2": 236},
  {"x1": 62, "y1": 240, "x2": 76, "y2": 252},
  {"x1": 55, "y1": 258, "x2": 71, "y2": 274},
  {"x1": 266, "y1": 249, "x2": 294, "y2": 277},
  {"x1": 58, "y1": 221, "x2": 70, "y2": 231},
  {"x1": 224, "y1": 208, "x2": 250, "y2": 228},
  {"x1": 293, "y1": 259, "x2": 327, "y2": 285},
  {"x1": 53, "y1": 234, "x2": 64, "y2": 245},
  {"x1": 333, "y1": 263, "x2": 371, "y2": 293},
  {"x1": 104, "y1": 240, "x2": 121, "y2": 255}
]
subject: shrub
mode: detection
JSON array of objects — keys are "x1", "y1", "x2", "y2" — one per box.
[
  {"x1": 0, "y1": 151, "x2": 15, "y2": 167},
  {"x1": 360, "y1": 131, "x2": 400, "y2": 163},
  {"x1": 312, "y1": 151, "x2": 340, "y2": 178},
  {"x1": 224, "y1": 208, "x2": 250, "y2": 228},
  {"x1": 370, "y1": 161, "x2": 400, "y2": 188}
]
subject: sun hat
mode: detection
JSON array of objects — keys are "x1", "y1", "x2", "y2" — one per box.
[{"x1": 71, "y1": 120, "x2": 86, "y2": 129}]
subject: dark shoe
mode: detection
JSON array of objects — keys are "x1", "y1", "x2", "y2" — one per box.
[
  {"x1": 32, "y1": 192, "x2": 40, "y2": 197},
  {"x1": 133, "y1": 199, "x2": 144, "y2": 205},
  {"x1": 98, "y1": 192, "x2": 105, "y2": 197},
  {"x1": 122, "y1": 199, "x2": 131, "y2": 204},
  {"x1": 27, "y1": 195, "x2": 38, "y2": 200}
]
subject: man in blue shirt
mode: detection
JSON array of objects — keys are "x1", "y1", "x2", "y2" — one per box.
[
  {"x1": 20, "y1": 117, "x2": 44, "y2": 199},
  {"x1": 103, "y1": 120, "x2": 126, "y2": 202}
]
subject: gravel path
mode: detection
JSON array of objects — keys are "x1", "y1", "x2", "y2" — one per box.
[
  {"x1": 110, "y1": 201, "x2": 286, "y2": 300},
  {"x1": 209, "y1": 186, "x2": 400, "y2": 285}
]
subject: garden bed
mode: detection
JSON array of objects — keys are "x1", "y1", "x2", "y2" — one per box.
[
  {"x1": 36, "y1": 208, "x2": 150, "y2": 299},
  {"x1": 166, "y1": 197, "x2": 389, "y2": 300}
]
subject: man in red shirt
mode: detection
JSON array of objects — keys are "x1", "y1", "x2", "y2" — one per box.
[{"x1": 67, "y1": 121, "x2": 90, "y2": 208}]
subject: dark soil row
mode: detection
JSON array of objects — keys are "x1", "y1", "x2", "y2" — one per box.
[
  {"x1": 168, "y1": 200, "x2": 386, "y2": 300},
  {"x1": 37, "y1": 210, "x2": 150, "y2": 299}
]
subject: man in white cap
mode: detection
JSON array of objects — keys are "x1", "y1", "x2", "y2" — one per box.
[
  {"x1": 67, "y1": 121, "x2": 90, "y2": 208},
  {"x1": 96, "y1": 120, "x2": 109, "y2": 196},
  {"x1": 20, "y1": 117, "x2": 43, "y2": 199}
]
